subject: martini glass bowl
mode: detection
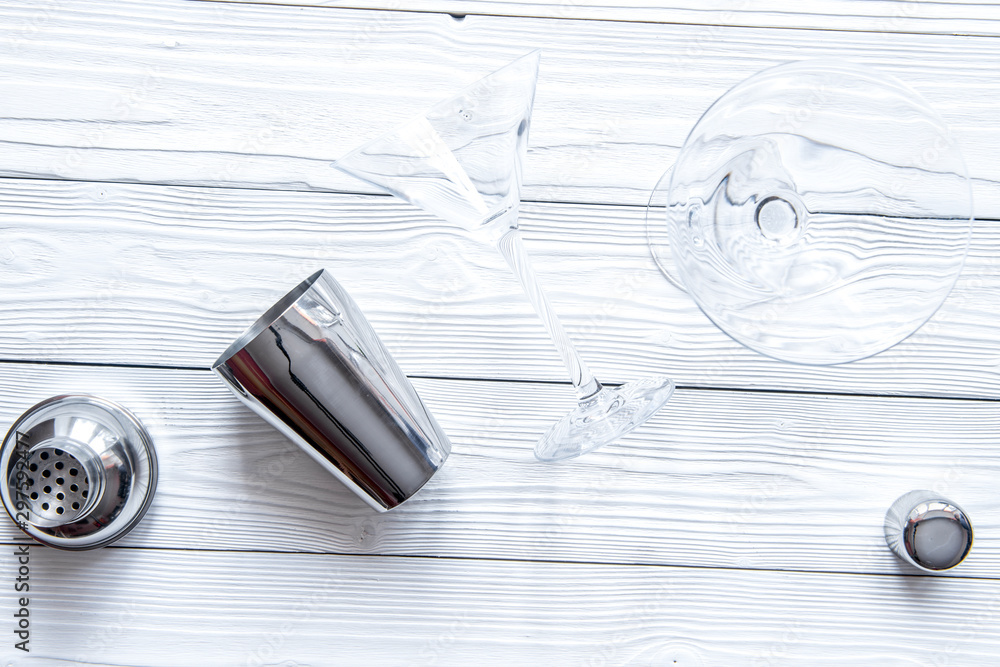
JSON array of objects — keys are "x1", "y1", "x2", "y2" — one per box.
[
  {"x1": 335, "y1": 52, "x2": 674, "y2": 461},
  {"x1": 648, "y1": 61, "x2": 973, "y2": 365}
]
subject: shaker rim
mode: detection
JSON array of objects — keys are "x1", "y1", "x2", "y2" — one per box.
[{"x1": 212, "y1": 269, "x2": 327, "y2": 371}]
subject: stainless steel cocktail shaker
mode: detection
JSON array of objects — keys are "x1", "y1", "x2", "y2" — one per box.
[{"x1": 213, "y1": 269, "x2": 451, "y2": 511}]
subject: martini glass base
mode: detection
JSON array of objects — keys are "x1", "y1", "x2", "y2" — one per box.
[{"x1": 534, "y1": 376, "x2": 675, "y2": 462}]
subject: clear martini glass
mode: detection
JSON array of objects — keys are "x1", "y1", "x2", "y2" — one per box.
[
  {"x1": 334, "y1": 51, "x2": 674, "y2": 461},
  {"x1": 647, "y1": 60, "x2": 973, "y2": 365}
]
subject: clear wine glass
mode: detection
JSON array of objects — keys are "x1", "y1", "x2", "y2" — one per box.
[
  {"x1": 334, "y1": 51, "x2": 675, "y2": 462},
  {"x1": 648, "y1": 60, "x2": 973, "y2": 365}
]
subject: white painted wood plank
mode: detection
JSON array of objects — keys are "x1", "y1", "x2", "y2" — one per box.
[
  {"x1": 210, "y1": 0, "x2": 1000, "y2": 37},
  {"x1": 1, "y1": 546, "x2": 999, "y2": 665},
  {"x1": 0, "y1": 3, "x2": 994, "y2": 664},
  {"x1": 1, "y1": 0, "x2": 998, "y2": 209},
  {"x1": 1, "y1": 178, "x2": 997, "y2": 398},
  {"x1": 0, "y1": 363, "x2": 997, "y2": 577}
]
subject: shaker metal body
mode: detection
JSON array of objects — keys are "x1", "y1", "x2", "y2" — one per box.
[{"x1": 213, "y1": 269, "x2": 451, "y2": 512}]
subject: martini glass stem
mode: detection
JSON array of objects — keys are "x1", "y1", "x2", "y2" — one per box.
[{"x1": 494, "y1": 228, "x2": 603, "y2": 400}]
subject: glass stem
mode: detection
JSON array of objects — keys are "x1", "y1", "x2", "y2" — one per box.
[{"x1": 494, "y1": 227, "x2": 603, "y2": 400}]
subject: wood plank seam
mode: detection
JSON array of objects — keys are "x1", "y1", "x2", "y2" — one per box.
[{"x1": 196, "y1": 0, "x2": 1000, "y2": 39}]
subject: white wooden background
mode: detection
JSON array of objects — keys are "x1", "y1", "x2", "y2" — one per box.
[{"x1": 1, "y1": 1, "x2": 998, "y2": 665}]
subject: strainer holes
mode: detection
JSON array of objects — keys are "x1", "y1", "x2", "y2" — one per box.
[
  {"x1": 55, "y1": 461, "x2": 64, "y2": 470},
  {"x1": 41, "y1": 502, "x2": 49, "y2": 510},
  {"x1": 56, "y1": 477, "x2": 64, "y2": 485},
  {"x1": 26, "y1": 478, "x2": 33, "y2": 486},
  {"x1": 71, "y1": 501, "x2": 80, "y2": 510},
  {"x1": 54, "y1": 449, "x2": 63, "y2": 456},
  {"x1": 40, "y1": 452, "x2": 48, "y2": 460},
  {"x1": 43, "y1": 486, "x2": 51, "y2": 494},
  {"x1": 70, "y1": 484, "x2": 78, "y2": 492},
  {"x1": 82, "y1": 489, "x2": 88, "y2": 498},
  {"x1": 28, "y1": 463, "x2": 37, "y2": 472},
  {"x1": 41, "y1": 469, "x2": 50, "y2": 478},
  {"x1": 56, "y1": 506, "x2": 64, "y2": 514},
  {"x1": 30, "y1": 492, "x2": 37, "y2": 500},
  {"x1": 69, "y1": 468, "x2": 78, "y2": 476},
  {"x1": 56, "y1": 492, "x2": 64, "y2": 501}
]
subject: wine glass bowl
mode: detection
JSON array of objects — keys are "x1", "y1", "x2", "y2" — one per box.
[{"x1": 649, "y1": 61, "x2": 973, "y2": 365}]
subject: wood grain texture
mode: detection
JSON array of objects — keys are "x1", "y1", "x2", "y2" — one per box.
[
  {"x1": 1, "y1": 0, "x2": 999, "y2": 209},
  {"x1": 2, "y1": 546, "x2": 1000, "y2": 666},
  {"x1": 2, "y1": 3, "x2": 999, "y2": 665},
  {"x1": 0, "y1": 362, "x2": 996, "y2": 577},
  {"x1": 1, "y1": 178, "x2": 997, "y2": 398},
  {"x1": 210, "y1": 0, "x2": 1000, "y2": 37}
]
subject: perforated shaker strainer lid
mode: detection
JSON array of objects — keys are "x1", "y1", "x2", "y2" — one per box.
[{"x1": 0, "y1": 395, "x2": 157, "y2": 550}]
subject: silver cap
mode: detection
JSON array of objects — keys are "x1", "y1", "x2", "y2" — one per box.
[
  {"x1": 1, "y1": 395, "x2": 158, "y2": 550},
  {"x1": 884, "y1": 490, "x2": 973, "y2": 572}
]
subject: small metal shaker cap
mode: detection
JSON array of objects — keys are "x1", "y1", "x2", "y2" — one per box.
[
  {"x1": 1, "y1": 395, "x2": 158, "y2": 549},
  {"x1": 884, "y1": 490, "x2": 973, "y2": 572}
]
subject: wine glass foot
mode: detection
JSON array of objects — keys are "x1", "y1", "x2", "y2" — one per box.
[{"x1": 534, "y1": 375, "x2": 675, "y2": 462}]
